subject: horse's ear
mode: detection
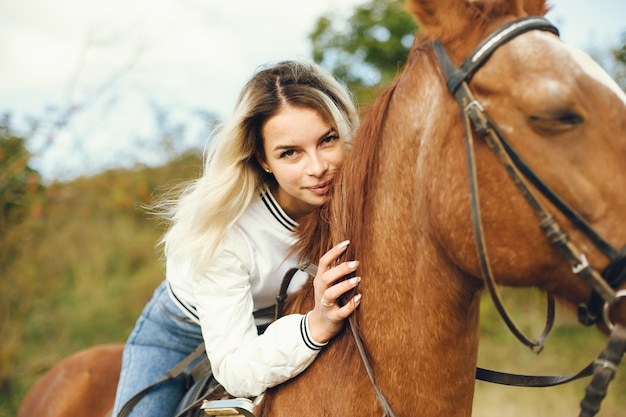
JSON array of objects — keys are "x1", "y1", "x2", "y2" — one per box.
[
  {"x1": 405, "y1": 0, "x2": 472, "y2": 39},
  {"x1": 521, "y1": 0, "x2": 550, "y2": 16},
  {"x1": 405, "y1": 0, "x2": 457, "y2": 32},
  {"x1": 404, "y1": 0, "x2": 441, "y2": 29}
]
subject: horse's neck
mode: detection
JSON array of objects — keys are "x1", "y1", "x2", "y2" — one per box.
[
  {"x1": 347, "y1": 220, "x2": 482, "y2": 415},
  {"x1": 350, "y1": 91, "x2": 483, "y2": 412}
]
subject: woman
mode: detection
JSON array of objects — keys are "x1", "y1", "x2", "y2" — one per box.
[{"x1": 112, "y1": 59, "x2": 361, "y2": 417}]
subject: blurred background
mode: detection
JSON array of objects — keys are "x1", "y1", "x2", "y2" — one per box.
[{"x1": 1, "y1": 0, "x2": 625, "y2": 415}]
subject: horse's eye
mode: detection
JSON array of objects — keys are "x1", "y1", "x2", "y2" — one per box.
[
  {"x1": 557, "y1": 112, "x2": 584, "y2": 126},
  {"x1": 528, "y1": 111, "x2": 583, "y2": 134}
]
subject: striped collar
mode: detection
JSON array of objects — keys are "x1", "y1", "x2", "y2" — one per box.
[{"x1": 260, "y1": 189, "x2": 297, "y2": 231}]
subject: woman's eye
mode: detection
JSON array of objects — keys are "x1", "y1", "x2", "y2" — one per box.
[
  {"x1": 279, "y1": 149, "x2": 296, "y2": 159},
  {"x1": 322, "y1": 134, "x2": 339, "y2": 144}
]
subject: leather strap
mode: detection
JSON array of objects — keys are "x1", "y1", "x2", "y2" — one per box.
[
  {"x1": 579, "y1": 325, "x2": 626, "y2": 417},
  {"x1": 445, "y1": 17, "x2": 558, "y2": 94},
  {"x1": 476, "y1": 362, "x2": 593, "y2": 387},
  {"x1": 275, "y1": 262, "x2": 318, "y2": 318}
]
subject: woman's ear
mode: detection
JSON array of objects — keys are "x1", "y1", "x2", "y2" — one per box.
[{"x1": 256, "y1": 152, "x2": 271, "y2": 173}]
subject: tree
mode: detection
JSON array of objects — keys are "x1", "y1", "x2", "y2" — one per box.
[
  {"x1": 0, "y1": 118, "x2": 42, "y2": 231},
  {"x1": 309, "y1": 0, "x2": 418, "y2": 106}
]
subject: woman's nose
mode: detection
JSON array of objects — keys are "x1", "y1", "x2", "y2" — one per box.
[{"x1": 306, "y1": 153, "x2": 328, "y2": 177}]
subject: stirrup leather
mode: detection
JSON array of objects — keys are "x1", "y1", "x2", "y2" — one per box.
[{"x1": 201, "y1": 398, "x2": 256, "y2": 417}]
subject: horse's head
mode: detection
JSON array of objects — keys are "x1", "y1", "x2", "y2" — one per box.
[{"x1": 400, "y1": 0, "x2": 626, "y2": 331}]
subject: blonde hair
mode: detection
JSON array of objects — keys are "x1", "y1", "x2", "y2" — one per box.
[{"x1": 158, "y1": 59, "x2": 358, "y2": 272}]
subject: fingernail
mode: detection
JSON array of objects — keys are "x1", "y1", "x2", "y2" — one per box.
[
  {"x1": 353, "y1": 294, "x2": 362, "y2": 304},
  {"x1": 349, "y1": 276, "x2": 361, "y2": 285},
  {"x1": 337, "y1": 240, "x2": 350, "y2": 249},
  {"x1": 348, "y1": 260, "x2": 359, "y2": 268}
]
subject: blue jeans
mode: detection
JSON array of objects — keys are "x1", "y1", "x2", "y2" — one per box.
[{"x1": 112, "y1": 281, "x2": 204, "y2": 417}]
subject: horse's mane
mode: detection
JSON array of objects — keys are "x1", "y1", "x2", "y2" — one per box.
[
  {"x1": 287, "y1": 0, "x2": 556, "y2": 373},
  {"x1": 293, "y1": 80, "x2": 399, "y2": 263},
  {"x1": 272, "y1": 83, "x2": 402, "y2": 389}
]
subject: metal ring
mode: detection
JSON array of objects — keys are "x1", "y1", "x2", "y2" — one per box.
[
  {"x1": 602, "y1": 289, "x2": 626, "y2": 331},
  {"x1": 321, "y1": 298, "x2": 334, "y2": 307}
]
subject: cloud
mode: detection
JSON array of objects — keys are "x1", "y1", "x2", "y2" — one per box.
[{"x1": 1, "y1": 0, "x2": 624, "y2": 181}]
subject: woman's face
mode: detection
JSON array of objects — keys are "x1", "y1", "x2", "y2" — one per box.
[{"x1": 258, "y1": 105, "x2": 345, "y2": 220}]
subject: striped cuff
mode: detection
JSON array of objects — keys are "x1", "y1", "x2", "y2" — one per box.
[{"x1": 300, "y1": 312, "x2": 328, "y2": 351}]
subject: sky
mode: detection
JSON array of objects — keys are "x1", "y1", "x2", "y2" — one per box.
[{"x1": 1, "y1": 0, "x2": 625, "y2": 181}]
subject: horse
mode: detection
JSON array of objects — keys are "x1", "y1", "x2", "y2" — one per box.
[
  {"x1": 17, "y1": 344, "x2": 124, "y2": 417},
  {"x1": 17, "y1": 0, "x2": 626, "y2": 416},
  {"x1": 258, "y1": 0, "x2": 626, "y2": 415}
]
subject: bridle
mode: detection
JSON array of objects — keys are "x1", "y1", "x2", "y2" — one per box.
[
  {"x1": 432, "y1": 15, "x2": 626, "y2": 417},
  {"x1": 433, "y1": 15, "x2": 626, "y2": 338}
]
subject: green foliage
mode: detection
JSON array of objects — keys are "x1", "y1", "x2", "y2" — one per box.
[
  {"x1": 614, "y1": 42, "x2": 626, "y2": 64},
  {"x1": 611, "y1": 33, "x2": 626, "y2": 91},
  {"x1": 0, "y1": 118, "x2": 44, "y2": 242},
  {"x1": 309, "y1": 0, "x2": 418, "y2": 105}
]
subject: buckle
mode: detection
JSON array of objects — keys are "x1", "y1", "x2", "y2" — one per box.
[{"x1": 201, "y1": 398, "x2": 256, "y2": 417}]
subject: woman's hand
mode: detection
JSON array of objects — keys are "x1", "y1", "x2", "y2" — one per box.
[{"x1": 308, "y1": 240, "x2": 361, "y2": 344}]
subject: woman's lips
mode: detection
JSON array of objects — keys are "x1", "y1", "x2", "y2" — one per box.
[{"x1": 308, "y1": 181, "x2": 332, "y2": 196}]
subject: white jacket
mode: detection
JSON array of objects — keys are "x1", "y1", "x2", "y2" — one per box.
[{"x1": 166, "y1": 189, "x2": 324, "y2": 397}]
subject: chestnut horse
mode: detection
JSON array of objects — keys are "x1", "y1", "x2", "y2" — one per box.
[
  {"x1": 18, "y1": 0, "x2": 626, "y2": 416},
  {"x1": 260, "y1": 0, "x2": 626, "y2": 416}
]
